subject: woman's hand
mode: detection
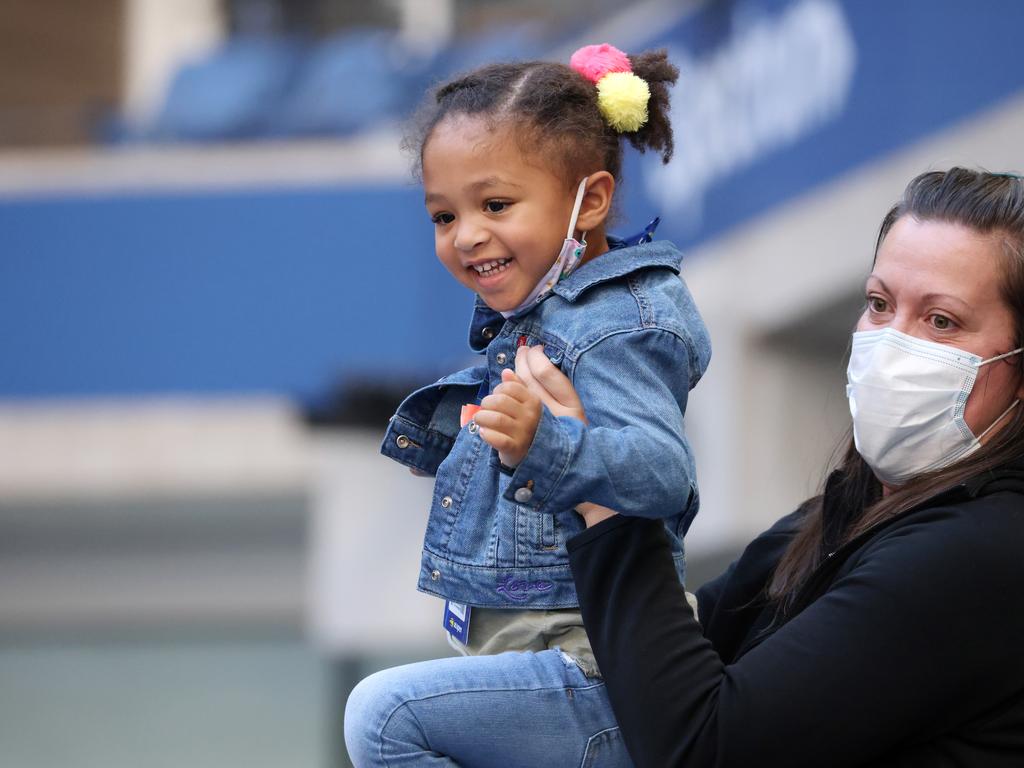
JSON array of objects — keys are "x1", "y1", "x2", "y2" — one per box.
[{"x1": 514, "y1": 345, "x2": 618, "y2": 528}]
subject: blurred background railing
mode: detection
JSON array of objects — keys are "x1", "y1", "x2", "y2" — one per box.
[{"x1": 2, "y1": 1, "x2": 1023, "y2": 765}]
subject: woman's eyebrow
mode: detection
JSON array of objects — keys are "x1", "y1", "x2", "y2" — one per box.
[
  {"x1": 920, "y1": 292, "x2": 972, "y2": 312},
  {"x1": 868, "y1": 277, "x2": 972, "y2": 311},
  {"x1": 865, "y1": 275, "x2": 888, "y2": 292}
]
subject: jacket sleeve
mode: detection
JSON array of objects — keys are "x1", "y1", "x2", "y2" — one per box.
[
  {"x1": 504, "y1": 328, "x2": 695, "y2": 519},
  {"x1": 567, "y1": 508, "x2": 1024, "y2": 768},
  {"x1": 380, "y1": 364, "x2": 487, "y2": 476}
]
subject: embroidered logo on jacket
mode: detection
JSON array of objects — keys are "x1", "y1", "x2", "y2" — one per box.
[{"x1": 496, "y1": 575, "x2": 554, "y2": 602}]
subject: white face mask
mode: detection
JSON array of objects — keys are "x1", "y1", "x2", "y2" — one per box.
[
  {"x1": 846, "y1": 328, "x2": 1023, "y2": 486},
  {"x1": 499, "y1": 178, "x2": 588, "y2": 318}
]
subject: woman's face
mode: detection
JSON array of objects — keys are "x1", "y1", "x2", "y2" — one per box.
[{"x1": 857, "y1": 215, "x2": 1024, "y2": 442}]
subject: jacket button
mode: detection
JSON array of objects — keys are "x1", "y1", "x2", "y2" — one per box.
[
  {"x1": 514, "y1": 486, "x2": 534, "y2": 503},
  {"x1": 468, "y1": 421, "x2": 479, "y2": 434},
  {"x1": 441, "y1": 496, "x2": 452, "y2": 508},
  {"x1": 396, "y1": 435, "x2": 410, "y2": 449},
  {"x1": 495, "y1": 352, "x2": 508, "y2": 365},
  {"x1": 481, "y1": 327, "x2": 495, "y2": 340},
  {"x1": 431, "y1": 569, "x2": 441, "y2": 581}
]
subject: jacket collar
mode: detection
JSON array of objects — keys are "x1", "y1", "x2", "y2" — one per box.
[
  {"x1": 466, "y1": 238, "x2": 683, "y2": 351},
  {"x1": 549, "y1": 237, "x2": 682, "y2": 303}
]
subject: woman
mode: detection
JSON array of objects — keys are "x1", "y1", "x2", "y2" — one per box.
[{"x1": 521, "y1": 168, "x2": 1024, "y2": 766}]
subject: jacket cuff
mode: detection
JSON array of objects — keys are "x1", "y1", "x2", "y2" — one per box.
[
  {"x1": 379, "y1": 414, "x2": 453, "y2": 476},
  {"x1": 502, "y1": 405, "x2": 576, "y2": 511}
]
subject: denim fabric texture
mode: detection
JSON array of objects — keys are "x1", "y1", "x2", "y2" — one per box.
[
  {"x1": 381, "y1": 238, "x2": 711, "y2": 608},
  {"x1": 344, "y1": 649, "x2": 634, "y2": 767}
]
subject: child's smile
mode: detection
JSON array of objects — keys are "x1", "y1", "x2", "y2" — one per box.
[{"x1": 422, "y1": 116, "x2": 582, "y2": 312}]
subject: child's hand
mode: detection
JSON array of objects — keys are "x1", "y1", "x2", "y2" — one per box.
[
  {"x1": 514, "y1": 345, "x2": 588, "y2": 424},
  {"x1": 514, "y1": 345, "x2": 617, "y2": 527},
  {"x1": 474, "y1": 368, "x2": 542, "y2": 468}
]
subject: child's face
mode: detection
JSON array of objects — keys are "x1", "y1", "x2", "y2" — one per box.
[{"x1": 422, "y1": 116, "x2": 578, "y2": 313}]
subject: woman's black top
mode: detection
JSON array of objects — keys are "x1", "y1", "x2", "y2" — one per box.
[{"x1": 567, "y1": 461, "x2": 1024, "y2": 767}]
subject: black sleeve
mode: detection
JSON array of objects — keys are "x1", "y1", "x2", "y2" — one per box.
[
  {"x1": 567, "y1": 507, "x2": 1024, "y2": 768},
  {"x1": 693, "y1": 509, "x2": 800, "y2": 630},
  {"x1": 694, "y1": 564, "x2": 733, "y2": 625}
]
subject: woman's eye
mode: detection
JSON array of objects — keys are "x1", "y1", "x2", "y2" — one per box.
[
  {"x1": 930, "y1": 314, "x2": 955, "y2": 330},
  {"x1": 431, "y1": 212, "x2": 454, "y2": 225},
  {"x1": 485, "y1": 200, "x2": 507, "y2": 213},
  {"x1": 867, "y1": 296, "x2": 888, "y2": 313}
]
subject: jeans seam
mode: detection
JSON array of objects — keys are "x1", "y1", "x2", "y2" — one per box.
[
  {"x1": 377, "y1": 679, "x2": 609, "y2": 757},
  {"x1": 579, "y1": 726, "x2": 621, "y2": 768}
]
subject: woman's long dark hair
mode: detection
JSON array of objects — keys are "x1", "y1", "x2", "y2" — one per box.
[{"x1": 769, "y1": 169, "x2": 1024, "y2": 604}]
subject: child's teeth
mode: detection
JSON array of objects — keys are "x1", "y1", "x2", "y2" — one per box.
[{"x1": 474, "y1": 258, "x2": 510, "y2": 275}]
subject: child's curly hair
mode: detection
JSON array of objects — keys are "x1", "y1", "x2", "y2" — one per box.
[{"x1": 404, "y1": 49, "x2": 679, "y2": 191}]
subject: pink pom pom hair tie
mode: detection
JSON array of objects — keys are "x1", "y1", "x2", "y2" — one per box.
[
  {"x1": 569, "y1": 43, "x2": 632, "y2": 83},
  {"x1": 570, "y1": 43, "x2": 651, "y2": 133}
]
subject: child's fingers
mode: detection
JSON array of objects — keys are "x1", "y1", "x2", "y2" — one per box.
[
  {"x1": 472, "y1": 405, "x2": 516, "y2": 433},
  {"x1": 514, "y1": 345, "x2": 540, "y2": 388},
  {"x1": 516, "y1": 345, "x2": 563, "y2": 411},
  {"x1": 524, "y1": 345, "x2": 585, "y2": 415},
  {"x1": 476, "y1": 424, "x2": 513, "y2": 453},
  {"x1": 492, "y1": 378, "x2": 534, "y2": 405},
  {"x1": 479, "y1": 392, "x2": 524, "y2": 417}
]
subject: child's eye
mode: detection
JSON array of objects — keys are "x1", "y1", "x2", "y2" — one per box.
[
  {"x1": 431, "y1": 212, "x2": 455, "y2": 225},
  {"x1": 485, "y1": 200, "x2": 508, "y2": 213}
]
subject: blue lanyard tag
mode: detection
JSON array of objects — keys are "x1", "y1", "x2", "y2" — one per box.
[{"x1": 443, "y1": 600, "x2": 471, "y2": 645}]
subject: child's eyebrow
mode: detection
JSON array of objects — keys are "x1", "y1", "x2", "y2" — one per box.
[
  {"x1": 466, "y1": 176, "x2": 523, "y2": 192},
  {"x1": 424, "y1": 176, "x2": 523, "y2": 205}
]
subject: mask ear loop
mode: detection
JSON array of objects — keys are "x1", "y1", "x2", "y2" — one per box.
[
  {"x1": 566, "y1": 178, "x2": 589, "y2": 246},
  {"x1": 977, "y1": 347, "x2": 1024, "y2": 367},
  {"x1": 975, "y1": 399, "x2": 1020, "y2": 441},
  {"x1": 974, "y1": 347, "x2": 1023, "y2": 440}
]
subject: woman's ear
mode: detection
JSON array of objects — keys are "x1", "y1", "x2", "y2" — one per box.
[{"x1": 574, "y1": 171, "x2": 615, "y2": 234}]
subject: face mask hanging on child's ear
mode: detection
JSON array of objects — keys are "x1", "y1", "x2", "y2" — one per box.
[{"x1": 499, "y1": 178, "x2": 589, "y2": 318}]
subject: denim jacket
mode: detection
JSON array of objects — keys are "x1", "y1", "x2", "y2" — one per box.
[{"x1": 381, "y1": 238, "x2": 711, "y2": 608}]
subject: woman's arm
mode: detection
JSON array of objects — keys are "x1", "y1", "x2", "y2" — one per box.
[{"x1": 568, "y1": 508, "x2": 1024, "y2": 768}]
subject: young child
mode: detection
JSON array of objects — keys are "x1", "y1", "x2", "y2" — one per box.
[{"x1": 346, "y1": 44, "x2": 710, "y2": 767}]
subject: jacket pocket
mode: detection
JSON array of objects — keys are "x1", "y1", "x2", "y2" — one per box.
[
  {"x1": 516, "y1": 505, "x2": 583, "y2": 567},
  {"x1": 514, "y1": 330, "x2": 568, "y2": 369},
  {"x1": 540, "y1": 512, "x2": 558, "y2": 551}
]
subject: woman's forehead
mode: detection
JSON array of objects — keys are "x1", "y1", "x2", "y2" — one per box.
[{"x1": 873, "y1": 216, "x2": 1006, "y2": 304}]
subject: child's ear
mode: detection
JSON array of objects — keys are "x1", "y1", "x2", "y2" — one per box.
[{"x1": 575, "y1": 171, "x2": 615, "y2": 233}]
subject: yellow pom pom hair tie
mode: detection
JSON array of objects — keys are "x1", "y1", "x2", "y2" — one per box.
[{"x1": 569, "y1": 43, "x2": 650, "y2": 133}]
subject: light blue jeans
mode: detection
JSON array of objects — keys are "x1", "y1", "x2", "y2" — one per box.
[{"x1": 343, "y1": 649, "x2": 634, "y2": 767}]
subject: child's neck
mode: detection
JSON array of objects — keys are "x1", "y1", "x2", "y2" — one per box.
[{"x1": 576, "y1": 226, "x2": 609, "y2": 270}]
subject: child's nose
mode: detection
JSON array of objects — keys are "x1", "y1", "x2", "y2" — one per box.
[{"x1": 453, "y1": 220, "x2": 490, "y2": 252}]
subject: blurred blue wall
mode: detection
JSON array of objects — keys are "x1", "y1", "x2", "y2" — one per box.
[
  {"x1": 4, "y1": 0, "x2": 1024, "y2": 401},
  {"x1": 1, "y1": 186, "x2": 469, "y2": 401}
]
